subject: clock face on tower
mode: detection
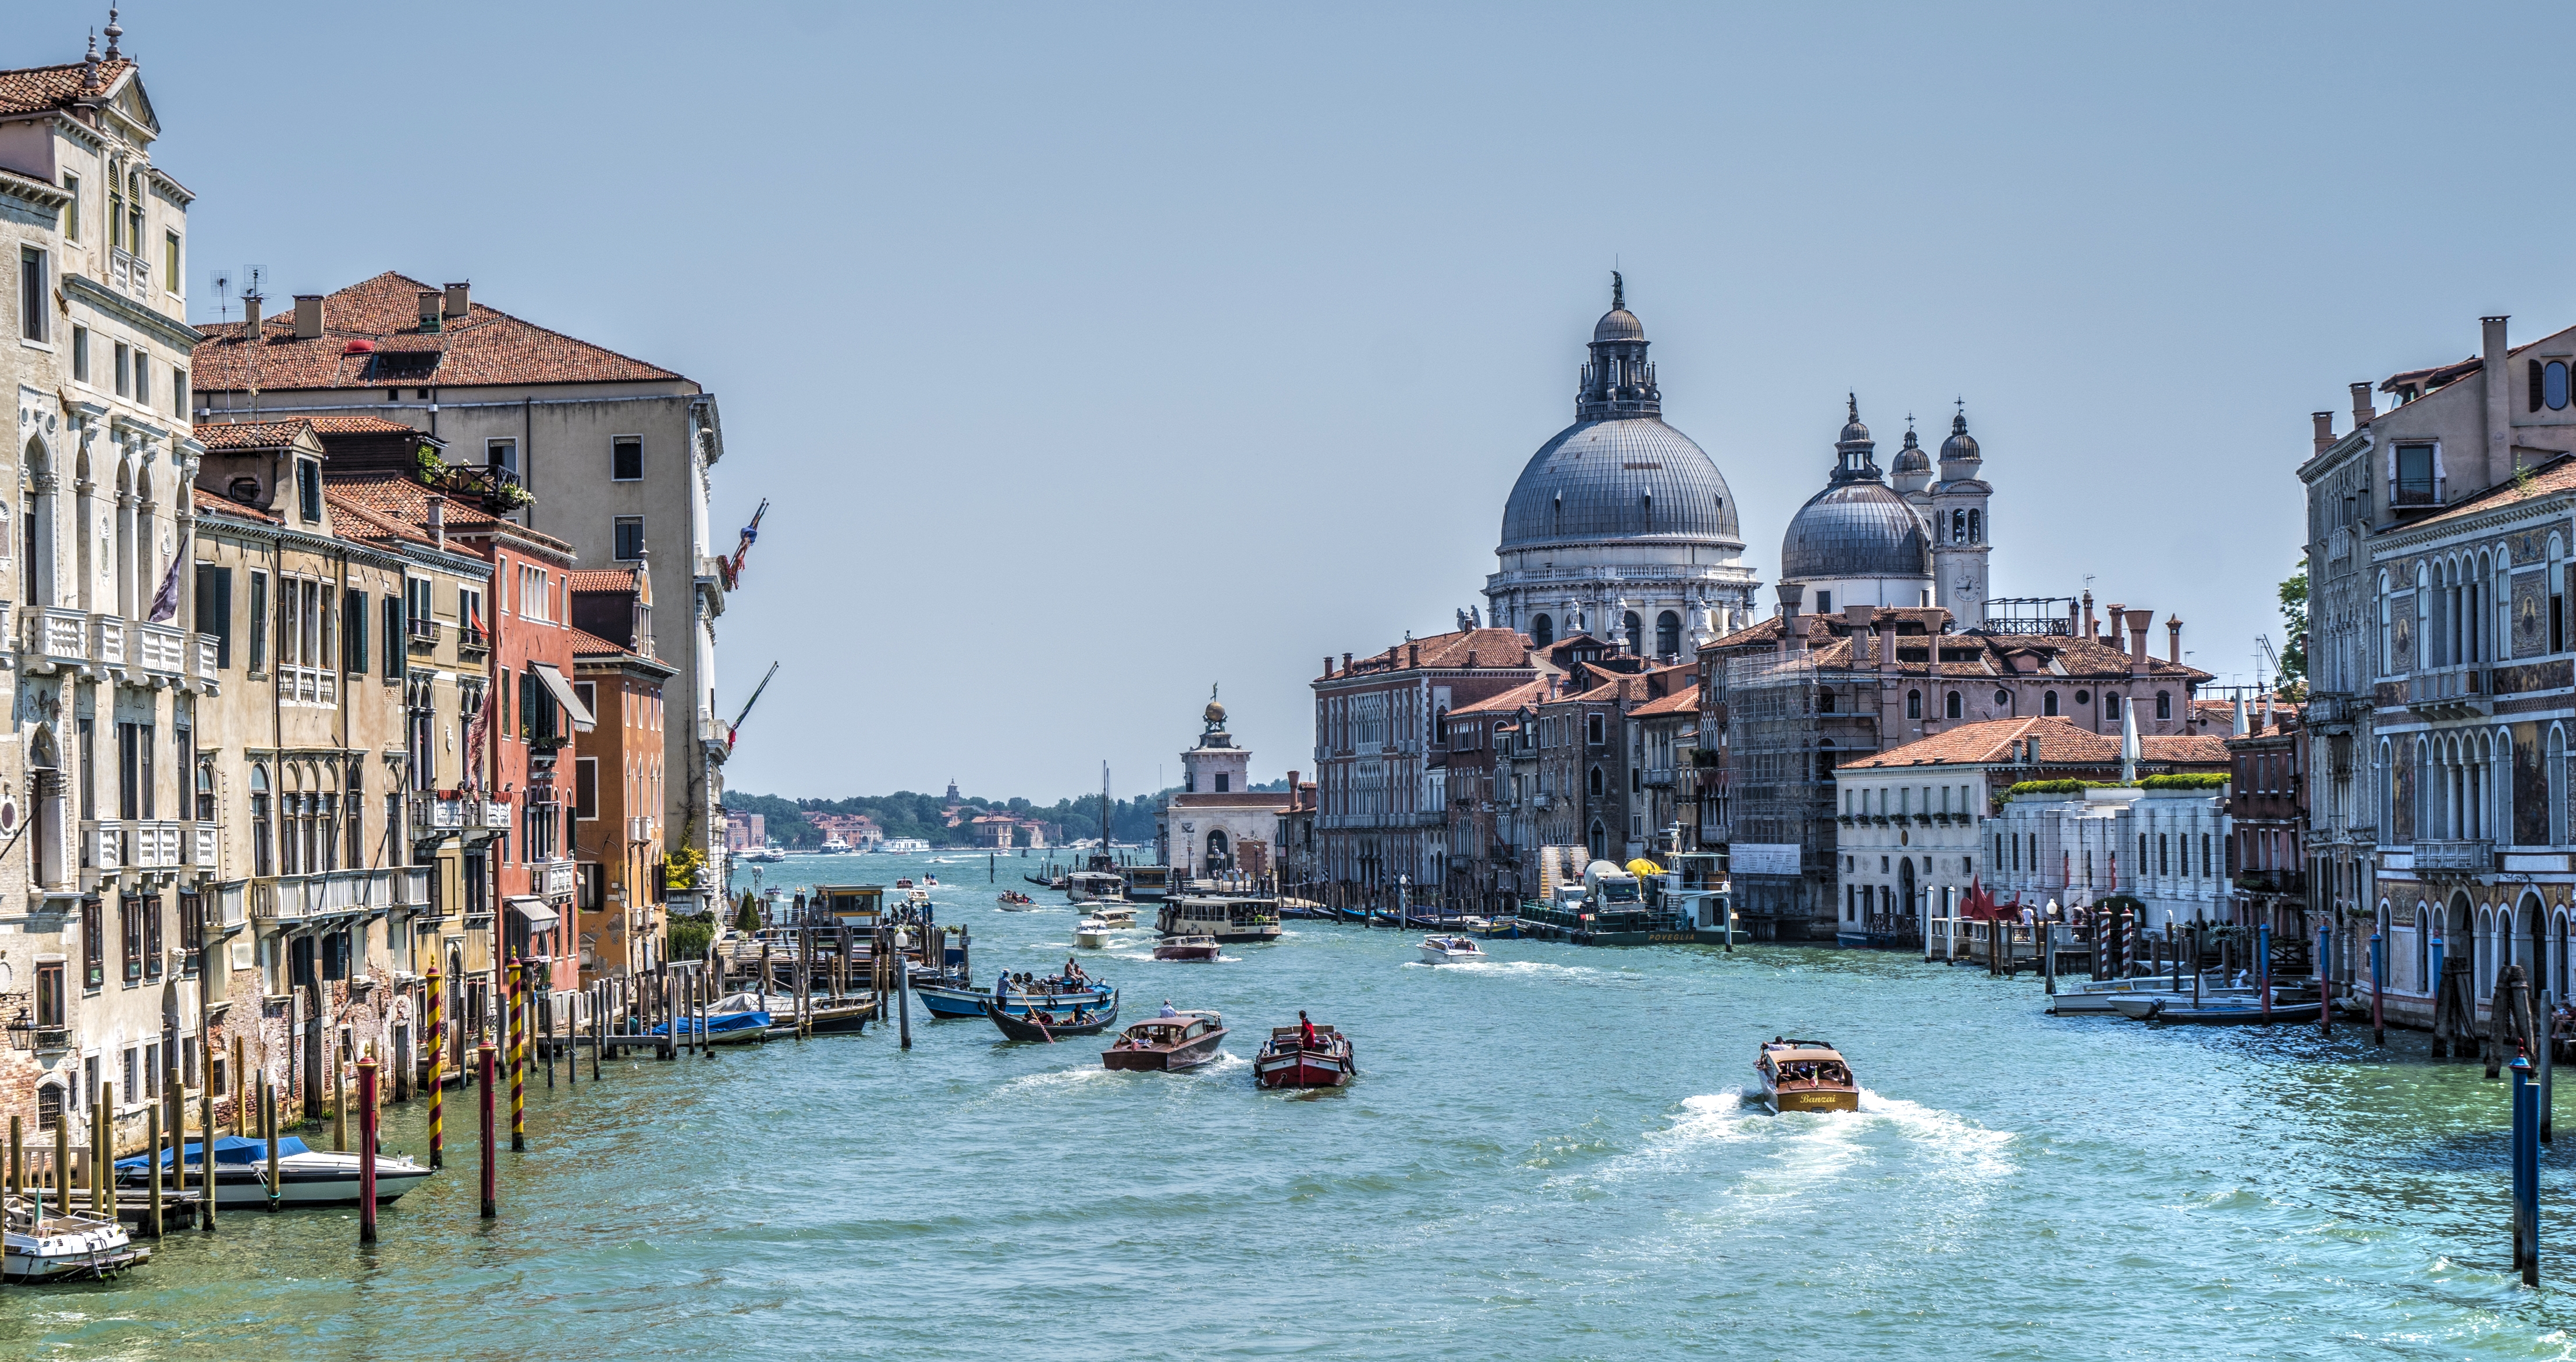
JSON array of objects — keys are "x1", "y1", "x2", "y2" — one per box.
[{"x1": 1955, "y1": 572, "x2": 1979, "y2": 598}]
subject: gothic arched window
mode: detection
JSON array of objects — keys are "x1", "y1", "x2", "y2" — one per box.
[{"x1": 1588, "y1": 766, "x2": 1604, "y2": 796}]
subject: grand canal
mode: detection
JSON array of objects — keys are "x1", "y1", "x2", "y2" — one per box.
[{"x1": 10, "y1": 851, "x2": 2571, "y2": 1359}]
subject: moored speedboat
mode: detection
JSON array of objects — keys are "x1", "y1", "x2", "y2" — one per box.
[
  {"x1": 115, "y1": 1136, "x2": 432, "y2": 1208},
  {"x1": 2113, "y1": 993, "x2": 2322, "y2": 1024},
  {"x1": 1153, "y1": 934, "x2": 1220, "y2": 961},
  {"x1": 1255, "y1": 1020, "x2": 1355, "y2": 1089},
  {"x1": 3, "y1": 1196, "x2": 147, "y2": 1281},
  {"x1": 1075, "y1": 916, "x2": 1115, "y2": 949},
  {"x1": 1102, "y1": 1010, "x2": 1227, "y2": 1070},
  {"x1": 1755, "y1": 1038, "x2": 1859, "y2": 1113},
  {"x1": 1418, "y1": 934, "x2": 1484, "y2": 965}
]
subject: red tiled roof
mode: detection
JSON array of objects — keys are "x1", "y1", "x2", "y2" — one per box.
[
  {"x1": 1448, "y1": 679, "x2": 1549, "y2": 717},
  {"x1": 2400, "y1": 451, "x2": 2576, "y2": 531},
  {"x1": 0, "y1": 58, "x2": 133, "y2": 116},
  {"x1": 190, "y1": 272, "x2": 684, "y2": 393},
  {"x1": 1322, "y1": 627, "x2": 1534, "y2": 679},
  {"x1": 1710, "y1": 613, "x2": 2212, "y2": 682},
  {"x1": 194, "y1": 419, "x2": 312, "y2": 450},
  {"x1": 566, "y1": 568, "x2": 640, "y2": 593},
  {"x1": 325, "y1": 474, "x2": 572, "y2": 557},
  {"x1": 191, "y1": 485, "x2": 277, "y2": 524},
  {"x1": 1842, "y1": 716, "x2": 2230, "y2": 771},
  {"x1": 298, "y1": 414, "x2": 422, "y2": 436},
  {"x1": 1631, "y1": 683, "x2": 1701, "y2": 717},
  {"x1": 569, "y1": 627, "x2": 630, "y2": 656}
]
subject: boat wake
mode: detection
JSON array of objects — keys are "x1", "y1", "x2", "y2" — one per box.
[{"x1": 1403, "y1": 959, "x2": 1608, "y2": 983}]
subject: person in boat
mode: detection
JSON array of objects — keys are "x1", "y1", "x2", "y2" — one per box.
[
  {"x1": 994, "y1": 969, "x2": 1011, "y2": 1000},
  {"x1": 1299, "y1": 1011, "x2": 1317, "y2": 1049},
  {"x1": 1159, "y1": 1000, "x2": 1178, "y2": 1018}
]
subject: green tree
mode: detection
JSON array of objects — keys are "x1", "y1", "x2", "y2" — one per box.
[
  {"x1": 733, "y1": 892, "x2": 762, "y2": 934},
  {"x1": 2277, "y1": 561, "x2": 2308, "y2": 694}
]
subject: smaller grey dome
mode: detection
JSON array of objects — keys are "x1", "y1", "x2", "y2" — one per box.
[
  {"x1": 1941, "y1": 409, "x2": 1981, "y2": 464},
  {"x1": 1594, "y1": 308, "x2": 1644, "y2": 342},
  {"x1": 1891, "y1": 425, "x2": 1930, "y2": 475},
  {"x1": 1781, "y1": 480, "x2": 1932, "y2": 581}
]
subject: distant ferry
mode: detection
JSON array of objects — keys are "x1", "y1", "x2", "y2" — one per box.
[
  {"x1": 880, "y1": 838, "x2": 931, "y2": 855},
  {"x1": 818, "y1": 835, "x2": 853, "y2": 855}
]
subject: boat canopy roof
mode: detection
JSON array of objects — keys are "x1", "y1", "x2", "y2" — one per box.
[
  {"x1": 115, "y1": 1136, "x2": 310, "y2": 1169},
  {"x1": 1762, "y1": 1044, "x2": 1845, "y2": 1063}
]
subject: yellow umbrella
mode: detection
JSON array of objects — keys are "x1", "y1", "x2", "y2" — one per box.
[{"x1": 1625, "y1": 858, "x2": 1664, "y2": 877}]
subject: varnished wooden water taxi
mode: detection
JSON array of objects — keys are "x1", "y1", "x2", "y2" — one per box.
[{"x1": 1754, "y1": 1038, "x2": 1859, "y2": 1113}]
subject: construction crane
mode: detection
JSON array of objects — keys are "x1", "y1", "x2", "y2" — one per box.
[{"x1": 726, "y1": 662, "x2": 780, "y2": 753}]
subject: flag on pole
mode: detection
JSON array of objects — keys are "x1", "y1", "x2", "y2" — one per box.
[{"x1": 147, "y1": 549, "x2": 183, "y2": 623}]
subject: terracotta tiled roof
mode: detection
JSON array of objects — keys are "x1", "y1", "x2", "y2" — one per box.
[
  {"x1": 1842, "y1": 716, "x2": 2232, "y2": 771},
  {"x1": 0, "y1": 58, "x2": 133, "y2": 116},
  {"x1": 297, "y1": 414, "x2": 422, "y2": 436},
  {"x1": 322, "y1": 489, "x2": 433, "y2": 550},
  {"x1": 1323, "y1": 627, "x2": 1534, "y2": 679},
  {"x1": 1630, "y1": 684, "x2": 1701, "y2": 717},
  {"x1": 190, "y1": 272, "x2": 684, "y2": 393},
  {"x1": 2400, "y1": 451, "x2": 2576, "y2": 531},
  {"x1": 1448, "y1": 679, "x2": 1549, "y2": 716},
  {"x1": 1708, "y1": 613, "x2": 2212, "y2": 683},
  {"x1": 569, "y1": 628, "x2": 631, "y2": 656},
  {"x1": 191, "y1": 485, "x2": 277, "y2": 524},
  {"x1": 325, "y1": 474, "x2": 573, "y2": 557},
  {"x1": 566, "y1": 568, "x2": 640, "y2": 593},
  {"x1": 193, "y1": 419, "x2": 312, "y2": 450}
]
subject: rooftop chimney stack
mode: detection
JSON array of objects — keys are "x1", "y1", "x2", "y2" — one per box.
[
  {"x1": 2081, "y1": 590, "x2": 2096, "y2": 640},
  {"x1": 1323, "y1": 656, "x2": 1333, "y2": 678},
  {"x1": 443, "y1": 282, "x2": 470, "y2": 321},
  {"x1": 2124, "y1": 609, "x2": 2152, "y2": 675},
  {"x1": 2484, "y1": 314, "x2": 2513, "y2": 488},
  {"x1": 2312, "y1": 411, "x2": 2335, "y2": 457},
  {"x1": 418, "y1": 290, "x2": 444, "y2": 333},
  {"x1": 2166, "y1": 614, "x2": 2183, "y2": 665},
  {"x1": 292, "y1": 294, "x2": 324, "y2": 340},
  {"x1": 1408, "y1": 643, "x2": 1420, "y2": 668},
  {"x1": 1342, "y1": 652, "x2": 1352, "y2": 673},
  {"x1": 243, "y1": 291, "x2": 262, "y2": 339},
  {"x1": 1775, "y1": 583, "x2": 1804, "y2": 656},
  {"x1": 2351, "y1": 381, "x2": 2375, "y2": 432},
  {"x1": 2104, "y1": 602, "x2": 2124, "y2": 647},
  {"x1": 425, "y1": 493, "x2": 446, "y2": 551}
]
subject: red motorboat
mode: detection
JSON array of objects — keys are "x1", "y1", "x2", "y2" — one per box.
[
  {"x1": 1102, "y1": 1010, "x2": 1227, "y2": 1071},
  {"x1": 1153, "y1": 934, "x2": 1221, "y2": 962},
  {"x1": 1255, "y1": 1022, "x2": 1355, "y2": 1089}
]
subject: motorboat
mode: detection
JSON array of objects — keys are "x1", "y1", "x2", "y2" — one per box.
[
  {"x1": 1103, "y1": 1010, "x2": 1227, "y2": 1071},
  {"x1": 1093, "y1": 905, "x2": 1137, "y2": 929},
  {"x1": 819, "y1": 835, "x2": 853, "y2": 854},
  {"x1": 1755, "y1": 1038, "x2": 1859, "y2": 1113},
  {"x1": 882, "y1": 838, "x2": 931, "y2": 855},
  {"x1": 1155, "y1": 895, "x2": 1283, "y2": 944},
  {"x1": 1256, "y1": 1022, "x2": 1355, "y2": 1089},
  {"x1": 2110, "y1": 993, "x2": 2320, "y2": 1024},
  {"x1": 651, "y1": 991, "x2": 774, "y2": 1045},
  {"x1": 916, "y1": 969, "x2": 1114, "y2": 1021},
  {"x1": 982, "y1": 991, "x2": 1120, "y2": 1042},
  {"x1": 746, "y1": 841, "x2": 787, "y2": 864},
  {"x1": 114, "y1": 1136, "x2": 433, "y2": 1208},
  {"x1": 2046, "y1": 975, "x2": 2239, "y2": 1016},
  {"x1": 999, "y1": 891, "x2": 1037, "y2": 909},
  {"x1": 3, "y1": 1196, "x2": 147, "y2": 1280},
  {"x1": 1153, "y1": 935, "x2": 1221, "y2": 962},
  {"x1": 1075, "y1": 916, "x2": 1115, "y2": 949},
  {"x1": 1068, "y1": 870, "x2": 1127, "y2": 905},
  {"x1": 1418, "y1": 935, "x2": 1485, "y2": 965}
]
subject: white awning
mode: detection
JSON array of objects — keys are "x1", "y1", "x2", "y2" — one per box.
[
  {"x1": 507, "y1": 897, "x2": 560, "y2": 931},
  {"x1": 531, "y1": 662, "x2": 596, "y2": 734}
]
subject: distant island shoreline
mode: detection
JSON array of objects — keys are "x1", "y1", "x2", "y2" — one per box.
[{"x1": 724, "y1": 780, "x2": 1289, "y2": 852}]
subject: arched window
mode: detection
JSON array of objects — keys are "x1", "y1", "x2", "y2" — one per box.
[
  {"x1": 1818, "y1": 690, "x2": 1836, "y2": 713},
  {"x1": 2104, "y1": 693, "x2": 2122, "y2": 720},
  {"x1": 2478, "y1": 906, "x2": 2496, "y2": 993},
  {"x1": 1993, "y1": 688, "x2": 2010, "y2": 708},
  {"x1": 2043, "y1": 690, "x2": 2059, "y2": 716},
  {"x1": 2550, "y1": 360, "x2": 2571, "y2": 411},
  {"x1": 1530, "y1": 613, "x2": 1553, "y2": 648},
  {"x1": 250, "y1": 764, "x2": 273, "y2": 879},
  {"x1": 2554, "y1": 728, "x2": 2568, "y2": 848},
  {"x1": 1655, "y1": 610, "x2": 1680, "y2": 657},
  {"x1": 1622, "y1": 611, "x2": 1643, "y2": 654},
  {"x1": 1952, "y1": 509, "x2": 1966, "y2": 543},
  {"x1": 2378, "y1": 571, "x2": 2393, "y2": 675},
  {"x1": 1945, "y1": 690, "x2": 1962, "y2": 719},
  {"x1": 1587, "y1": 820, "x2": 1606, "y2": 860},
  {"x1": 2155, "y1": 691, "x2": 2171, "y2": 720},
  {"x1": 1433, "y1": 705, "x2": 1448, "y2": 745},
  {"x1": 1206, "y1": 828, "x2": 1229, "y2": 867},
  {"x1": 1588, "y1": 766, "x2": 1604, "y2": 797},
  {"x1": 2415, "y1": 903, "x2": 2431, "y2": 991},
  {"x1": 1907, "y1": 689, "x2": 1922, "y2": 719},
  {"x1": 1968, "y1": 509, "x2": 1981, "y2": 543}
]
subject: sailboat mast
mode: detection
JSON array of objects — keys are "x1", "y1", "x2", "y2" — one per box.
[{"x1": 1100, "y1": 762, "x2": 1111, "y2": 852}]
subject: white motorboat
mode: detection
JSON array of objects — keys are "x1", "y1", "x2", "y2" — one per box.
[
  {"x1": 115, "y1": 1136, "x2": 432, "y2": 1208},
  {"x1": 818, "y1": 835, "x2": 853, "y2": 854},
  {"x1": 2047, "y1": 974, "x2": 2234, "y2": 1016},
  {"x1": 3, "y1": 1196, "x2": 147, "y2": 1281},
  {"x1": 1093, "y1": 906, "x2": 1138, "y2": 929},
  {"x1": 1075, "y1": 916, "x2": 1115, "y2": 950},
  {"x1": 1418, "y1": 935, "x2": 1485, "y2": 965}
]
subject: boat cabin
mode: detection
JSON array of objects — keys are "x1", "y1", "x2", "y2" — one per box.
[
  {"x1": 1121, "y1": 866, "x2": 1173, "y2": 901},
  {"x1": 1068, "y1": 870, "x2": 1127, "y2": 901},
  {"x1": 810, "y1": 885, "x2": 885, "y2": 929},
  {"x1": 1156, "y1": 895, "x2": 1282, "y2": 942}
]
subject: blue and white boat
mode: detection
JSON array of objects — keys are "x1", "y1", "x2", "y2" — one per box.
[
  {"x1": 914, "y1": 968, "x2": 1115, "y2": 1021},
  {"x1": 113, "y1": 1136, "x2": 431, "y2": 1208},
  {"x1": 651, "y1": 991, "x2": 773, "y2": 1044}
]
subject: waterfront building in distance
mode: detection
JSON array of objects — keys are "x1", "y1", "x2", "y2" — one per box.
[
  {"x1": 189, "y1": 272, "x2": 735, "y2": 911},
  {"x1": 1156, "y1": 692, "x2": 1289, "y2": 879},
  {"x1": 2301, "y1": 311, "x2": 2576, "y2": 1028},
  {"x1": 1838, "y1": 716, "x2": 2229, "y2": 947},
  {"x1": 1483, "y1": 278, "x2": 1758, "y2": 656}
]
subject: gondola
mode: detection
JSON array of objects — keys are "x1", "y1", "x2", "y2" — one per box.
[{"x1": 980, "y1": 992, "x2": 1120, "y2": 1042}]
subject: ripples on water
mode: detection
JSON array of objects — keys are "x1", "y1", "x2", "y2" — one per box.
[{"x1": 13, "y1": 852, "x2": 2576, "y2": 1359}]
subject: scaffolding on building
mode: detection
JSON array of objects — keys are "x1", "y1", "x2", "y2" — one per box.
[{"x1": 1717, "y1": 653, "x2": 1828, "y2": 923}]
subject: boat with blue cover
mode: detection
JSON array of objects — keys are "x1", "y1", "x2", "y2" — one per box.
[
  {"x1": 915, "y1": 967, "x2": 1115, "y2": 1021},
  {"x1": 113, "y1": 1136, "x2": 431, "y2": 1207},
  {"x1": 651, "y1": 991, "x2": 774, "y2": 1044}
]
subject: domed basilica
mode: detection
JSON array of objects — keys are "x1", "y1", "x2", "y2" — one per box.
[
  {"x1": 1482, "y1": 276, "x2": 1761, "y2": 659},
  {"x1": 1775, "y1": 397, "x2": 1991, "y2": 627}
]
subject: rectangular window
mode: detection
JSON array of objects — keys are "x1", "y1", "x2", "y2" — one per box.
[
  {"x1": 76, "y1": 716, "x2": 93, "y2": 822},
  {"x1": 81, "y1": 895, "x2": 102, "y2": 988},
  {"x1": 613, "y1": 516, "x2": 645, "y2": 561},
  {"x1": 459, "y1": 586, "x2": 485, "y2": 644},
  {"x1": 20, "y1": 247, "x2": 46, "y2": 343},
  {"x1": 34, "y1": 961, "x2": 63, "y2": 1032},
  {"x1": 297, "y1": 460, "x2": 322, "y2": 523},
  {"x1": 61, "y1": 173, "x2": 78, "y2": 240},
  {"x1": 248, "y1": 571, "x2": 268, "y2": 673},
  {"x1": 117, "y1": 721, "x2": 140, "y2": 821},
  {"x1": 519, "y1": 564, "x2": 551, "y2": 621},
  {"x1": 344, "y1": 588, "x2": 368, "y2": 674},
  {"x1": 70, "y1": 325, "x2": 87, "y2": 382},
  {"x1": 2394, "y1": 444, "x2": 2437, "y2": 505},
  {"x1": 383, "y1": 595, "x2": 403, "y2": 678},
  {"x1": 194, "y1": 565, "x2": 233, "y2": 668},
  {"x1": 134, "y1": 353, "x2": 148, "y2": 406},
  {"x1": 173, "y1": 365, "x2": 187, "y2": 417},
  {"x1": 574, "y1": 681, "x2": 596, "y2": 717},
  {"x1": 612, "y1": 436, "x2": 642, "y2": 481},
  {"x1": 574, "y1": 756, "x2": 598, "y2": 820},
  {"x1": 164, "y1": 231, "x2": 179, "y2": 293},
  {"x1": 113, "y1": 342, "x2": 128, "y2": 396},
  {"x1": 488, "y1": 438, "x2": 518, "y2": 479}
]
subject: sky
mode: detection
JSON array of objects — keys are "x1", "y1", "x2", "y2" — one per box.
[{"x1": 63, "y1": 1, "x2": 2576, "y2": 803}]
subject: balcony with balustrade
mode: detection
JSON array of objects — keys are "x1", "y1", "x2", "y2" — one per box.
[
  {"x1": 250, "y1": 866, "x2": 434, "y2": 923},
  {"x1": 2413, "y1": 839, "x2": 2494, "y2": 874},
  {"x1": 136, "y1": 623, "x2": 189, "y2": 686},
  {"x1": 22, "y1": 605, "x2": 81, "y2": 673},
  {"x1": 108, "y1": 247, "x2": 151, "y2": 299},
  {"x1": 2407, "y1": 667, "x2": 2493, "y2": 719}
]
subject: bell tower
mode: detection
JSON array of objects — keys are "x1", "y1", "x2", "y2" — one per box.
[
  {"x1": 1179, "y1": 687, "x2": 1250, "y2": 795},
  {"x1": 1928, "y1": 401, "x2": 1992, "y2": 629}
]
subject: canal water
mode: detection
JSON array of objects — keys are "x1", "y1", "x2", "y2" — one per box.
[{"x1": 11, "y1": 850, "x2": 2573, "y2": 1359}]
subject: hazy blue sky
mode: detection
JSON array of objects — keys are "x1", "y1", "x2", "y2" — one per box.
[{"x1": 73, "y1": 1, "x2": 2576, "y2": 802}]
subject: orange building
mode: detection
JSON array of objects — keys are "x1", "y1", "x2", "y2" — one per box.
[{"x1": 571, "y1": 568, "x2": 674, "y2": 983}]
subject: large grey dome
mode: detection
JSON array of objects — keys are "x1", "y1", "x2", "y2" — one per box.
[
  {"x1": 1500, "y1": 417, "x2": 1742, "y2": 550},
  {"x1": 1781, "y1": 479, "x2": 1932, "y2": 580}
]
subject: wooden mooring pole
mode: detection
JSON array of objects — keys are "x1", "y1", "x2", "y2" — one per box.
[
  {"x1": 478, "y1": 1043, "x2": 498, "y2": 1219},
  {"x1": 427, "y1": 962, "x2": 445, "y2": 1170},
  {"x1": 199, "y1": 1034, "x2": 216, "y2": 1232},
  {"x1": 358, "y1": 1055, "x2": 379, "y2": 1246},
  {"x1": 2514, "y1": 1050, "x2": 2541, "y2": 1286},
  {"x1": 145, "y1": 1100, "x2": 163, "y2": 1239}
]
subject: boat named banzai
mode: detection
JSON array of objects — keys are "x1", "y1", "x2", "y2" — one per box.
[{"x1": 1754, "y1": 1038, "x2": 1859, "y2": 1113}]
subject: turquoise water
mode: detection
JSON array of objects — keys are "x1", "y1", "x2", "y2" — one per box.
[{"x1": 10, "y1": 850, "x2": 2574, "y2": 1359}]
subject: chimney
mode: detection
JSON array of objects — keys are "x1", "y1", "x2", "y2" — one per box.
[
  {"x1": 1466, "y1": 650, "x2": 1477, "y2": 667},
  {"x1": 425, "y1": 493, "x2": 446, "y2": 551},
  {"x1": 293, "y1": 294, "x2": 324, "y2": 340},
  {"x1": 2311, "y1": 411, "x2": 2335, "y2": 457},
  {"x1": 2124, "y1": 609, "x2": 2151, "y2": 676},
  {"x1": 2081, "y1": 590, "x2": 2095, "y2": 639},
  {"x1": 443, "y1": 281, "x2": 470, "y2": 321},
  {"x1": 1408, "y1": 643, "x2": 1420, "y2": 668},
  {"x1": 2166, "y1": 614, "x2": 2183, "y2": 665},
  {"x1": 1323, "y1": 655, "x2": 1333, "y2": 678},
  {"x1": 1342, "y1": 652, "x2": 1352, "y2": 673},
  {"x1": 2351, "y1": 381, "x2": 2375, "y2": 432},
  {"x1": 419, "y1": 290, "x2": 445, "y2": 333},
  {"x1": 2104, "y1": 602, "x2": 2123, "y2": 646},
  {"x1": 1879, "y1": 616, "x2": 1897, "y2": 668},
  {"x1": 1775, "y1": 582, "x2": 1803, "y2": 656},
  {"x1": 2485, "y1": 314, "x2": 2512, "y2": 487},
  {"x1": 243, "y1": 291, "x2": 263, "y2": 339}
]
